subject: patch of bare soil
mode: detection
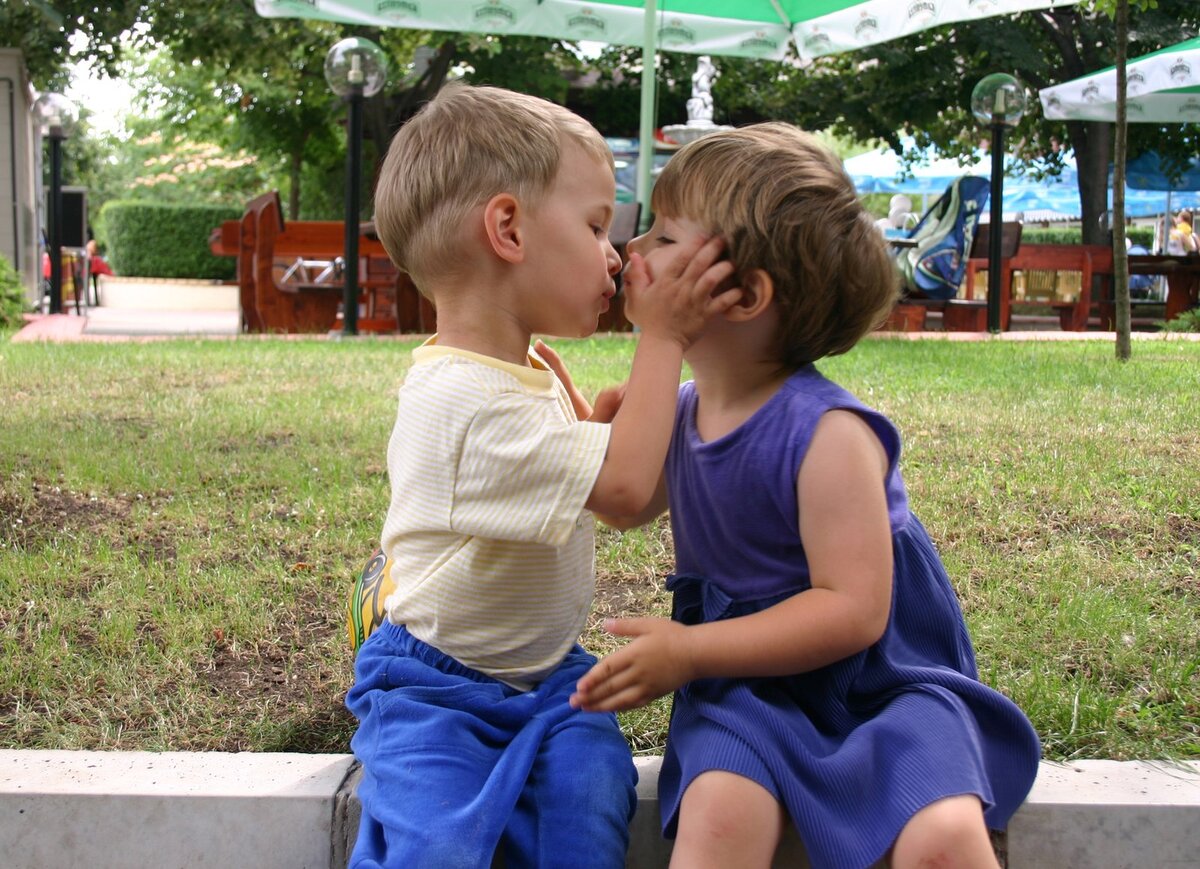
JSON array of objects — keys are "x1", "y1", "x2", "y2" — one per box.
[{"x1": 198, "y1": 595, "x2": 355, "y2": 752}]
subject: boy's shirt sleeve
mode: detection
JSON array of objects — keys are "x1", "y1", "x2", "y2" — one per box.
[{"x1": 451, "y1": 391, "x2": 610, "y2": 548}]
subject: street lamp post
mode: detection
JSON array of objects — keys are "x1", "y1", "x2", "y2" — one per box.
[
  {"x1": 325, "y1": 37, "x2": 388, "y2": 337},
  {"x1": 971, "y1": 73, "x2": 1026, "y2": 334},
  {"x1": 33, "y1": 93, "x2": 77, "y2": 315}
]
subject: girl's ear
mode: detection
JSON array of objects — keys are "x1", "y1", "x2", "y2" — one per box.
[
  {"x1": 483, "y1": 193, "x2": 524, "y2": 264},
  {"x1": 725, "y1": 268, "x2": 775, "y2": 321}
]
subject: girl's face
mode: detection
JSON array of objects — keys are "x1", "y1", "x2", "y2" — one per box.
[{"x1": 625, "y1": 214, "x2": 710, "y2": 281}]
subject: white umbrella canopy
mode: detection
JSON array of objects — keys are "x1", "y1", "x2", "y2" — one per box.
[
  {"x1": 257, "y1": 0, "x2": 1080, "y2": 221},
  {"x1": 1039, "y1": 34, "x2": 1200, "y2": 123}
]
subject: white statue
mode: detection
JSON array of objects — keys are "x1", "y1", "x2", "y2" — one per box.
[{"x1": 686, "y1": 56, "x2": 716, "y2": 125}]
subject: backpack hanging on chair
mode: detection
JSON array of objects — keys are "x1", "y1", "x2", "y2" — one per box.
[{"x1": 896, "y1": 176, "x2": 991, "y2": 301}]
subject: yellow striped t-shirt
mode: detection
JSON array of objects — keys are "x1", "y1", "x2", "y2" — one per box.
[{"x1": 380, "y1": 343, "x2": 611, "y2": 690}]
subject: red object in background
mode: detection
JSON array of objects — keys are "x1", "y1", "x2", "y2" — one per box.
[
  {"x1": 90, "y1": 254, "x2": 114, "y2": 276},
  {"x1": 42, "y1": 249, "x2": 115, "y2": 279}
]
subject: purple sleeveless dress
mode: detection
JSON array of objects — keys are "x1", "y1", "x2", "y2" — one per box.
[{"x1": 660, "y1": 366, "x2": 1040, "y2": 869}]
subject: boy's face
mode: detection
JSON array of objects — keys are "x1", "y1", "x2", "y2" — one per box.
[{"x1": 520, "y1": 143, "x2": 622, "y2": 337}]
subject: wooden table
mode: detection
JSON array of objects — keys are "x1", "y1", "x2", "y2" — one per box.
[{"x1": 1073, "y1": 249, "x2": 1200, "y2": 329}]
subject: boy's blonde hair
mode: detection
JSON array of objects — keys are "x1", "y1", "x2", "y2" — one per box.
[
  {"x1": 652, "y1": 123, "x2": 898, "y2": 367},
  {"x1": 374, "y1": 83, "x2": 613, "y2": 290}
]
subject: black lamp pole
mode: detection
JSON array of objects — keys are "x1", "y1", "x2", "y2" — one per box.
[
  {"x1": 987, "y1": 120, "x2": 1004, "y2": 334},
  {"x1": 342, "y1": 82, "x2": 364, "y2": 337},
  {"x1": 48, "y1": 126, "x2": 64, "y2": 315}
]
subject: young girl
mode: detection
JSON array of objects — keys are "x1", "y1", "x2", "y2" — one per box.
[{"x1": 570, "y1": 124, "x2": 1041, "y2": 869}]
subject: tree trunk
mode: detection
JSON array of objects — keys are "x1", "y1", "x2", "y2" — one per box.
[
  {"x1": 288, "y1": 149, "x2": 303, "y2": 221},
  {"x1": 1070, "y1": 119, "x2": 1112, "y2": 246}
]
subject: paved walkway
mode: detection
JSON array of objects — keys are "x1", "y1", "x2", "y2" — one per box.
[
  {"x1": 10, "y1": 291, "x2": 1198, "y2": 345},
  {"x1": 13, "y1": 308, "x2": 240, "y2": 343}
]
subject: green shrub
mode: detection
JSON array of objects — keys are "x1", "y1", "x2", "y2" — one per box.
[
  {"x1": 1021, "y1": 227, "x2": 1083, "y2": 245},
  {"x1": 1161, "y1": 308, "x2": 1200, "y2": 333},
  {"x1": 0, "y1": 254, "x2": 29, "y2": 330},
  {"x1": 1019, "y1": 226, "x2": 1156, "y2": 248},
  {"x1": 99, "y1": 201, "x2": 240, "y2": 280}
]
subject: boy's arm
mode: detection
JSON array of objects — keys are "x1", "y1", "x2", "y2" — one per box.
[
  {"x1": 536, "y1": 340, "x2": 664, "y2": 528},
  {"x1": 585, "y1": 236, "x2": 738, "y2": 518}
]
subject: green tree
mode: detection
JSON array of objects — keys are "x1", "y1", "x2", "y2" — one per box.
[{"x1": 0, "y1": 1, "x2": 139, "y2": 88}]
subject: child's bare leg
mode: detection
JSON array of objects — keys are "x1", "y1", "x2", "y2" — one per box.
[
  {"x1": 890, "y1": 794, "x2": 999, "y2": 869},
  {"x1": 670, "y1": 770, "x2": 785, "y2": 869}
]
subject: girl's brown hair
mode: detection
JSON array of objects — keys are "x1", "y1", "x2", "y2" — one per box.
[{"x1": 653, "y1": 123, "x2": 899, "y2": 367}]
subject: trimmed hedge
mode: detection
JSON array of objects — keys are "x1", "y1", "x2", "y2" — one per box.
[
  {"x1": 100, "y1": 201, "x2": 241, "y2": 280},
  {"x1": 1021, "y1": 226, "x2": 1156, "y2": 248}
]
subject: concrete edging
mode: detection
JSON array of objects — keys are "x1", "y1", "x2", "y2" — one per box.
[{"x1": 2, "y1": 751, "x2": 1198, "y2": 868}]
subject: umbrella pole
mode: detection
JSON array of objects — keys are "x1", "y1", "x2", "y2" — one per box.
[{"x1": 636, "y1": 0, "x2": 658, "y2": 234}]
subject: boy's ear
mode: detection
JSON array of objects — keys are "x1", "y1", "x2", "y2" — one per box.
[
  {"x1": 724, "y1": 268, "x2": 774, "y2": 321},
  {"x1": 483, "y1": 193, "x2": 524, "y2": 264}
]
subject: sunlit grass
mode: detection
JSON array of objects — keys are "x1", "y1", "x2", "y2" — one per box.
[{"x1": 1, "y1": 334, "x2": 1197, "y2": 760}]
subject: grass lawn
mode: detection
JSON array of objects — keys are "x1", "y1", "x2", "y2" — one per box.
[{"x1": 1, "y1": 334, "x2": 1197, "y2": 761}]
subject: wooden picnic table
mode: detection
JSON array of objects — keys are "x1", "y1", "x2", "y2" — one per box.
[{"x1": 961, "y1": 245, "x2": 1200, "y2": 331}]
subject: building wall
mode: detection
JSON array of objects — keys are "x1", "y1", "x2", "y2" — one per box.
[{"x1": 0, "y1": 48, "x2": 40, "y2": 303}]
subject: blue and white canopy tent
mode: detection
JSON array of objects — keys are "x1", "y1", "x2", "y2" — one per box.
[
  {"x1": 842, "y1": 140, "x2": 987, "y2": 197},
  {"x1": 256, "y1": 0, "x2": 1080, "y2": 228},
  {"x1": 846, "y1": 140, "x2": 1200, "y2": 224}
]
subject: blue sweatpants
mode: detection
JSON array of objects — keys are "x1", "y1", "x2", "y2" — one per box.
[{"x1": 346, "y1": 622, "x2": 638, "y2": 869}]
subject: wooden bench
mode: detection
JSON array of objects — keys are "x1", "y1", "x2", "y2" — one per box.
[
  {"x1": 962, "y1": 245, "x2": 1199, "y2": 332},
  {"x1": 964, "y1": 243, "x2": 1103, "y2": 331},
  {"x1": 209, "y1": 192, "x2": 434, "y2": 334}
]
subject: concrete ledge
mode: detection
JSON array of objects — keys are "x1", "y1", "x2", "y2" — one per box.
[
  {"x1": 97, "y1": 275, "x2": 239, "y2": 311},
  {"x1": 2, "y1": 751, "x2": 1197, "y2": 868},
  {"x1": 0, "y1": 750, "x2": 356, "y2": 869}
]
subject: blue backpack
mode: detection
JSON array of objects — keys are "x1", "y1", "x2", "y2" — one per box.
[{"x1": 897, "y1": 176, "x2": 991, "y2": 301}]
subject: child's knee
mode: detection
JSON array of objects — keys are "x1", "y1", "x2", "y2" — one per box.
[
  {"x1": 675, "y1": 771, "x2": 783, "y2": 861},
  {"x1": 892, "y1": 795, "x2": 997, "y2": 868}
]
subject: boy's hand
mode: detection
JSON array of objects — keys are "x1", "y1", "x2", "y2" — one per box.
[
  {"x1": 622, "y1": 235, "x2": 741, "y2": 349},
  {"x1": 569, "y1": 617, "x2": 696, "y2": 712},
  {"x1": 535, "y1": 339, "x2": 592, "y2": 420},
  {"x1": 588, "y1": 385, "x2": 625, "y2": 424},
  {"x1": 536, "y1": 339, "x2": 626, "y2": 423}
]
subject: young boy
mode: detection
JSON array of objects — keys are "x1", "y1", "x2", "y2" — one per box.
[{"x1": 345, "y1": 84, "x2": 740, "y2": 868}]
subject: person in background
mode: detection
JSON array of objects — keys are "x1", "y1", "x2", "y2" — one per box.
[{"x1": 1168, "y1": 209, "x2": 1198, "y2": 255}]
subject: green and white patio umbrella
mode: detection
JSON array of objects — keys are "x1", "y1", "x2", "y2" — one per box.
[
  {"x1": 257, "y1": 0, "x2": 1080, "y2": 220},
  {"x1": 257, "y1": 1, "x2": 1078, "y2": 62},
  {"x1": 1039, "y1": 35, "x2": 1200, "y2": 123}
]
